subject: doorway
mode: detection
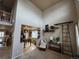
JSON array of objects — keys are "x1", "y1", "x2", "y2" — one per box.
[
  {"x1": 0, "y1": 25, "x2": 13, "y2": 59},
  {"x1": 20, "y1": 25, "x2": 40, "y2": 52}
]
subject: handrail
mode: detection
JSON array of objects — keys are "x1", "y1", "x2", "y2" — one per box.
[
  {"x1": 0, "y1": 10, "x2": 12, "y2": 24},
  {"x1": 0, "y1": 10, "x2": 10, "y2": 15}
]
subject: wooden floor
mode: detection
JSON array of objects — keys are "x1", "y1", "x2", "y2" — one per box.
[
  {"x1": 0, "y1": 44, "x2": 11, "y2": 59},
  {"x1": 16, "y1": 43, "x2": 74, "y2": 59},
  {"x1": 0, "y1": 43, "x2": 78, "y2": 59}
]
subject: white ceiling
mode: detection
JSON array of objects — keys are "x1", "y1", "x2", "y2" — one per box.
[{"x1": 30, "y1": 0, "x2": 62, "y2": 11}]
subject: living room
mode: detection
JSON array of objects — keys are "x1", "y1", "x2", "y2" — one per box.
[
  {"x1": 12, "y1": 0, "x2": 79, "y2": 59},
  {"x1": 0, "y1": 0, "x2": 79, "y2": 59}
]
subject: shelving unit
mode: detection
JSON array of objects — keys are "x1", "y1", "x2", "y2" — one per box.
[
  {"x1": 43, "y1": 26, "x2": 59, "y2": 33},
  {"x1": 43, "y1": 29, "x2": 55, "y2": 33}
]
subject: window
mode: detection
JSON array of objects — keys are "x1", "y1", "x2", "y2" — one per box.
[
  {"x1": 0, "y1": 31, "x2": 5, "y2": 42},
  {"x1": 32, "y1": 31, "x2": 38, "y2": 38},
  {"x1": 0, "y1": 32, "x2": 4, "y2": 37}
]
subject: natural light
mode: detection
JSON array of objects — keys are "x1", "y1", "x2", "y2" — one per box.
[
  {"x1": 0, "y1": 32, "x2": 4, "y2": 37},
  {"x1": 0, "y1": 31, "x2": 4, "y2": 42},
  {"x1": 32, "y1": 31, "x2": 38, "y2": 38}
]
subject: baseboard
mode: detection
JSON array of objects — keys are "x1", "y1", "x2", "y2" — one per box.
[{"x1": 11, "y1": 53, "x2": 23, "y2": 59}]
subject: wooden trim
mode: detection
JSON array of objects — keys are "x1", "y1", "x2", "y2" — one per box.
[{"x1": 54, "y1": 21, "x2": 73, "y2": 25}]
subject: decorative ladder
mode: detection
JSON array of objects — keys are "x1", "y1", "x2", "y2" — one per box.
[{"x1": 62, "y1": 23, "x2": 73, "y2": 56}]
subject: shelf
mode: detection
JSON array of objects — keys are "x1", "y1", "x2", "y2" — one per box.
[{"x1": 43, "y1": 30, "x2": 55, "y2": 33}]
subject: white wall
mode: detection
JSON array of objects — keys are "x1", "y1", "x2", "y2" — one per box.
[
  {"x1": 44, "y1": 0, "x2": 76, "y2": 25},
  {"x1": 76, "y1": 0, "x2": 79, "y2": 30},
  {"x1": 43, "y1": 25, "x2": 62, "y2": 42},
  {"x1": 43, "y1": 0, "x2": 76, "y2": 40},
  {"x1": 12, "y1": 0, "x2": 43, "y2": 59},
  {"x1": 75, "y1": 0, "x2": 79, "y2": 55},
  {"x1": 43, "y1": 0, "x2": 77, "y2": 55},
  {"x1": 12, "y1": 0, "x2": 77, "y2": 58}
]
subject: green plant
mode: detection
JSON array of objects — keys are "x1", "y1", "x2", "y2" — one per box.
[
  {"x1": 53, "y1": 37, "x2": 60, "y2": 43},
  {"x1": 56, "y1": 37, "x2": 60, "y2": 42},
  {"x1": 31, "y1": 38, "x2": 36, "y2": 45}
]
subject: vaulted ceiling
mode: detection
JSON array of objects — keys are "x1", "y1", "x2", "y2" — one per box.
[
  {"x1": 0, "y1": 0, "x2": 63, "y2": 12},
  {"x1": 30, "y1": 0, "x2": 62, "y2": 11}
]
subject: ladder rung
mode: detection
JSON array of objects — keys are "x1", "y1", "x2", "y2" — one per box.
[
  {"x1": 63, "y1": 42, "x2": 71, "y2": 43},
  {"x1": 64, "y1": 50, "x2": 72, "y2": 52},
  {"x1": 63, "y1": 41, "x2": 71, "y2": 43},
  {"x1": 63, "y1": 39, "x2": 71, "y2": 41},
  {"x1": 63, "y1": 46, "x2": 72, "y2": 48},
  {"x1": 62, "y1": 32, "x2": 69, "y2": 34},
  {"x1": 63, "y1": 37, "x2": 70, "y2": 39},
  {"x1": 62, "y1": 28, "x2": 68, "y2": 29},
  {"x1": 63, "y1": 44, "x2": 71, "y2": 47},
  {"x1": 63, "y1": 45, "x2": 71, "y2": 48}
]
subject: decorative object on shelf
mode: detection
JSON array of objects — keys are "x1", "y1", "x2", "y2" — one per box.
[
  {"x1": 50, "y1": 26, "x2": 55, "y2": 29},
  {"x1": 38, "y1": 28, "x2": 40, "y2": 39},
  {"x1": 50, "y1": 25, "x2": 59, "y2": 29},
  {"x1": 45, "y1": 24, "x2": 49, "y2": 31},
  {"x1": 50, "y1": 36, "x2": 53, "y2": 40},
  {"x1": 43, "y1": 29, "x2": 54, "y2": 32},
  {"x1": 56, "y1": 37, "x2": 60, "y2": 42},
  {"x1": 43, "y1": 25, "x2": 59, "y2": 32}
]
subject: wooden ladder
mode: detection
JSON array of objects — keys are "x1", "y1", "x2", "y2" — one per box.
[{"x1": 62, "y1": 24, "x2": 73, "y2": 56}]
